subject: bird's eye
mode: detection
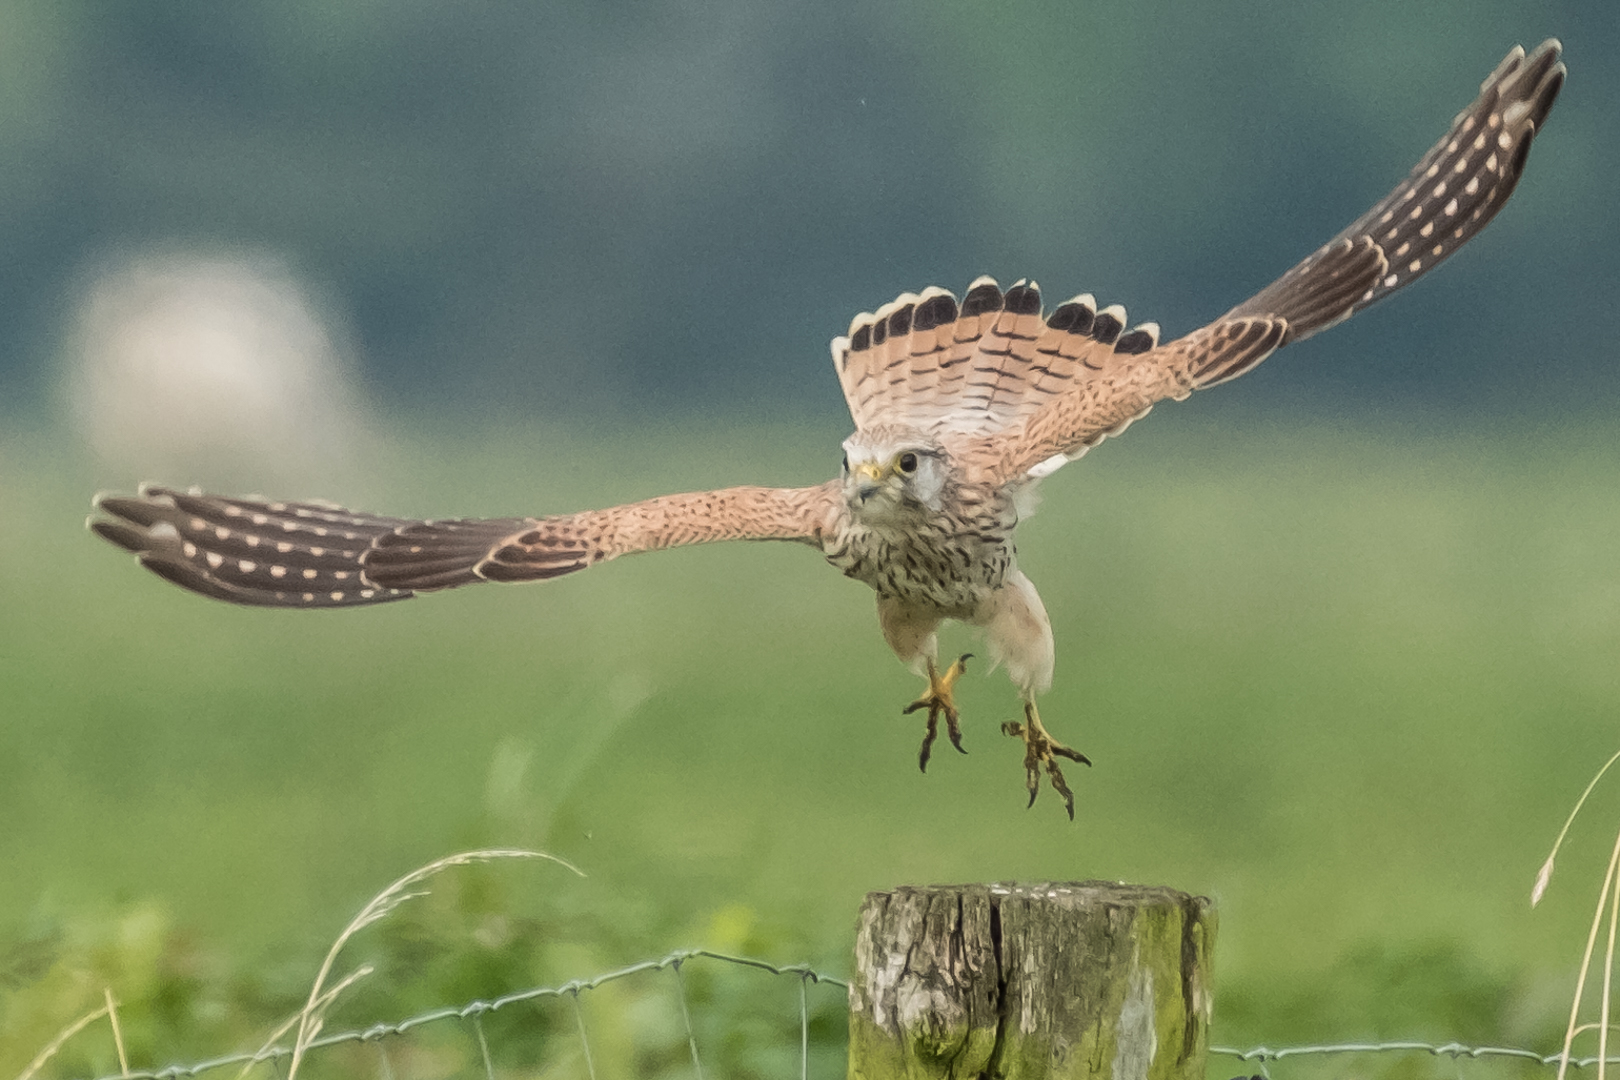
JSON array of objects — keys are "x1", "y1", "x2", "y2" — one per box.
[{"x1": 898, "y1": 452, "x2": 918, "y2": 473}]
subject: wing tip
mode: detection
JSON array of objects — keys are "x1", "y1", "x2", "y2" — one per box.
[{"x1": 88, "y1": 517, "x2": 149, "y2": 553}]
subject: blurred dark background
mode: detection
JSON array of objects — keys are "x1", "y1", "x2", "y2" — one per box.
[{"x1": 0, "y1": 0, "x2": 1611, "y2": 432}]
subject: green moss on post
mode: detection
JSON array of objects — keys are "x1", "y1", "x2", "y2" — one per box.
[{"x1": 848, "y1": 882, "x2": 1215, "y2": 1080}]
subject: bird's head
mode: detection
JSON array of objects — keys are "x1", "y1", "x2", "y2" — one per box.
[{"x1": 840, "y1": 426, "x2": 950, "y2": 521}]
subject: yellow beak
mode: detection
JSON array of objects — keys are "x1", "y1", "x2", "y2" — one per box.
[
  {"x1": 853, "y1": 460, "x2": 884, "y2": 502},
  {"x1": 854, "y1": 462, "x2": 885, "y2": 483}
]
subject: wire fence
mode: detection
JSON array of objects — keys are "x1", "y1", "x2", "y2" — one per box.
[
  {"x1": 62, "y1": 950, "x2": 848, "y2": 1080},
  {"x1": 1211, "y1": 1042, "x2": 1620, "y2": 1072},
  {"x1": 43, "y1": 948, "x2": 1620, "y2": 1080}
]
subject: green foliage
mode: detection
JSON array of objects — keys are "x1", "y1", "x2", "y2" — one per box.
[
  {"x1": 0, "y1": 882, "x2": 847, "y2": 1079},
  {"x1": 0, "y1": 902, "x2": 235, "y2": 1079},
  {"x1": 1219, "y1": 939, "x2": 1518, "y2": 1044}
]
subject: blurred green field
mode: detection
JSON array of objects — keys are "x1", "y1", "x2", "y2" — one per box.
[{"x1": 3, "y1": 410, "x2": 1619, "y2": 1076}]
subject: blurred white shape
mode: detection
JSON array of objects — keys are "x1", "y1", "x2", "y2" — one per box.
[{"x1": 65, "y1": 251, "x2": 375, "y2": 489}]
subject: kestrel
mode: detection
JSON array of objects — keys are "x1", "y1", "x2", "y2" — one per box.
[{"x1": 91, "y1": 41, "x2": 1564, "y2": 817}]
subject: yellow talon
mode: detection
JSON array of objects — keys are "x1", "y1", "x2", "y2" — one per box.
[
  {"x1": 1001, "y1": 701, "x2": 1090, "y2": 820},
  {"x1": 904, "y1": 653, "x2": 972, "y2": 772}
]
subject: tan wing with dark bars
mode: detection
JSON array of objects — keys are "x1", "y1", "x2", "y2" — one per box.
[
  {"x1": 830, "y1": 278, "x2": 1162, "y2": 440},
  {"x1": 91, "y1": 482, "x2": 842, "y2": 608},
  {"x1": 976, "y1": 39, "x2": 1564, "y2": 485}
]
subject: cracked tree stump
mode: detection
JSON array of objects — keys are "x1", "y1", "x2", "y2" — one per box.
[{"x1": 848, "y1": 882, "x2": 1216, "y2": 1080}]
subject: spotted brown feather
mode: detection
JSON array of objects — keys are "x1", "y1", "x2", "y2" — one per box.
[{"x1": 93, "y1": 483, "x2": 844, "y2": 605}]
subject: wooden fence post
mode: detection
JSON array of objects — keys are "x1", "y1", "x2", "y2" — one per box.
[{"x1": 848, "y1": 882, "x2": 1216, "y2": 1080}]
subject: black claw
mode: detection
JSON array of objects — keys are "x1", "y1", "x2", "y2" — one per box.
[
  {"x1": 946, "y1": 712, "x2": 967, "y2": 755},
  {"x1": 918, "y1": 709, "x2": 938, "y2": 773},
  {"x1": 1048, "y1": 761, "x2": 1077, "y2": 821},
  {"x1": 1026, "y1": 786, "x2": 1038, "y2": 810},
  {"x1": 902, "y1": 700, "x2": 925, "y2": 715}
]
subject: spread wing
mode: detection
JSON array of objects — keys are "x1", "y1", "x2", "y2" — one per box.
[
  {"x1": 967, "y1": 38, "x2": 1564, "y2": 484},
  {"x1": 90, "y1": 481, "x2": 842, "y2": 608}
]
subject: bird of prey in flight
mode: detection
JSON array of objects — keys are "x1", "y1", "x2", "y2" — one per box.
[{"x1": 92, "y1": 41, "x2": 1565, "y2": 818}]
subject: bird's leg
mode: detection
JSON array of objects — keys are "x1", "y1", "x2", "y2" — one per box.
[
  {"x1": 1001, "y1": 701, "x2": 1091, "y2": 820},
  {"x1": 903, "y1": 654, "x2": 972, "y2": 772}
]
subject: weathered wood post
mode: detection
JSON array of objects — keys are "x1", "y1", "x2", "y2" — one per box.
[{"x1": 848, "y1": 882, "x2": 1215, "y2": 1080}]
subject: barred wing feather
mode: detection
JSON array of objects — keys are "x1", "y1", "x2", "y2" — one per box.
[
  {"x1": 991, "y1": 39, "x2": 1563, "y2": 485},
  {"x1": 91, "y1": 482, "x2": 843, "y2": 608}
]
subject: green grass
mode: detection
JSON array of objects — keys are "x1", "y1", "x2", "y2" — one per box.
[{"x1": 3, "y1": 409, "x2": 1619, "y2": 1076}]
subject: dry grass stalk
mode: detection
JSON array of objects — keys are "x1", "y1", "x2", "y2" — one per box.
[
  {"x1": 226, "y1": 847, "x2": 580, "y2": 1080},
  {"x1": 16, "y1": 1002, "x2": 111, "y2": 1080},
  {"x1": 1605, "y1": 871, "x2": 1620, "y2": 1080},
  {"x1": 1539, "y1": 749, "x2": 1620, "y2": 1080},
  {"x1": 104, "y1": 988, "x2": 129, "y2": 1077},
  {"x1": 1536, "y1": 749, "x2": 1620, "y2": 908}
]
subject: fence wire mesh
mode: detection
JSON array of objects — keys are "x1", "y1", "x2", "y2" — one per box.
[
  {"x1": 1212, "y1": 1042, "x2": 1620, "y2": 1071},
  {"x1": 61, "y1": 950, "x2": 846, "y2": 1080},
  {"x1": 46, "y1": 949, "x2": 1620, "y2": 1080}
]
